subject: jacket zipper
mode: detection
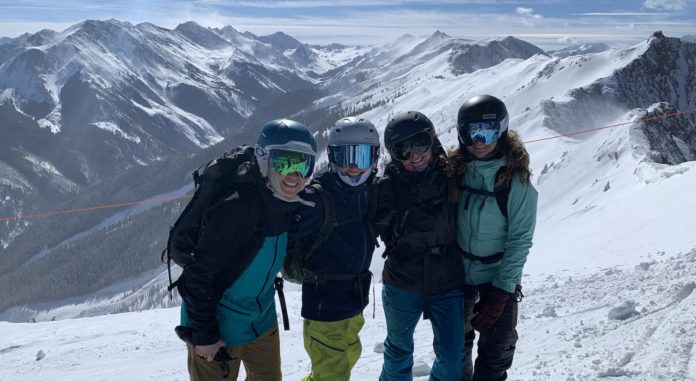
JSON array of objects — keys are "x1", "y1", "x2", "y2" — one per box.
[
  {"x1": 252, "y1": 236, "x2": 280, "y2": 337},
  {"x1": 358, "y1": 190, "x2": 368, "y2": 272}
]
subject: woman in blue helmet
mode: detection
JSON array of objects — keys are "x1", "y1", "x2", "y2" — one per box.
[
  {"x1": 289, "y1": 117, "x2": 381, "y2": 381},
  {"x1": 178, "y1": 119, "x2": 317, "y2": 381}
]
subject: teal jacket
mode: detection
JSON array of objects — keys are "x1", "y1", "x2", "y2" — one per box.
[
  {"x1": 181, "y1": 233, "x2": 287, "y2": 346},
  {"x1": 456, "y1": 156, "x2": 538, "y2": 293}
]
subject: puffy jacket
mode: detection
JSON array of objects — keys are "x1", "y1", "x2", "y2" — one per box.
[
  {"x1": 376, "y1": 141, "x2": 466, "y2": 296},
  {"x1": 179, "y1": 174, "x2": 297, "y2": 346},
  {"x1": 290, "y1": 170, "x2": 377, "y2": 322},
  {"x1": 453, "y1": 131, "x2": 538, "y2": 293}
]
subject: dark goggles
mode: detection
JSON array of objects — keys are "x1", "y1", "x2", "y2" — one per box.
[
  {"x1": 467, "y1": 121, "x2": 502, "y2": 145},
  {"x1": 269, "y1": 150, "x2": 314, "y2": 177},
  {"x1": 330, "y1": 144, "x2": 378, "y2": 169},
  {"x1": 391, "y1": 131, "x2": 433, "y2": 161}
]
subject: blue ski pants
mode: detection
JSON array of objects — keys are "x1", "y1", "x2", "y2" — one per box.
[{"x1": 380, "y1": 284, "x2": 466, "y2": 381}]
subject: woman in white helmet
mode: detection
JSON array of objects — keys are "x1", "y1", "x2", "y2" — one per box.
[{"x1": 289, "y1": 116, "x2": 381, "y2": 381}]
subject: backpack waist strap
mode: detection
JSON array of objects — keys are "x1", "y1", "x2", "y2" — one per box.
[
  {"x1": 457, "y1": 245, "x2": 504, "y2": 265},
  {"x1": 302, "y1": 269, "x2": 372, "y2": 284}
]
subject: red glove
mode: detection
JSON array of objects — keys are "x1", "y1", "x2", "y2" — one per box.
[{"x1": 471, "y1": 286, "x2": 510, "y2": 334}]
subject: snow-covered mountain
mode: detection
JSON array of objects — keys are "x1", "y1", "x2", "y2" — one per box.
[
  {"x1": 0, "y1": 19, "x2": 359, "y2": 251},
  {"x1": 1, "y1": 24, "x2": 696, "y2": 379},
  {"x1": 547, "y1": 42, "x2": 611, "y2": 58}
]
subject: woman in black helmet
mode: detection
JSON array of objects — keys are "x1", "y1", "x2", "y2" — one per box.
[
  {"x1": 376, "y1": 111, "x2": 466, "y2": 381},
  {"x1": 449, "y1": 95, "x2": 538, "y2": 381}
]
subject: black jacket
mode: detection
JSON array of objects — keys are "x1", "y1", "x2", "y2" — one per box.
[
  {"x1": 376, "y1": 146, "x2": 465, "y2": 297},
  {"x1": 179, "y1": 176, "x2": 297, "y2": 345},
  {"x1": 290, "y1": 170, "x2": 377, "y2": 321}
]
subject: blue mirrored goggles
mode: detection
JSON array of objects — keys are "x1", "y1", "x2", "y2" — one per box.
[
  {"x1": 329, "y1": 144, "x2": 378, "y2": 169},
  {"x1": 468, "y1": 121, "x2": 502, "y2": 145}
]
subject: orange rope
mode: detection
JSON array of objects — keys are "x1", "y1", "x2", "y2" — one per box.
[
  {"x1": 525, "y1": 107, "x2": 696, "y2": 144},
  {"x1": 2, "y1": 107, "x2": 696, "y2": 222},
  {"x1": 0, "y1": 194, "x2": 193, "y2": 222}
]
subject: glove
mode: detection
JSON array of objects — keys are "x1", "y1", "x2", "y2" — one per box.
[{"x1": 471, "y1": 286, "x2": 510, "y2": 334}]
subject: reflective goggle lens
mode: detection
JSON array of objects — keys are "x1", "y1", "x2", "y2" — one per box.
[
  {"x1": 269, "y1": 150, "x2": 314, "y2": 177},
  {"x1": 392, "y1": 132, "x2": 433, "y2": 161},
  {"x1": 330, "y1": 144, "x2": 377, "y2": 169},
  {"x1": 468, "y1": 121, "x2": 501, "y2": 145}
]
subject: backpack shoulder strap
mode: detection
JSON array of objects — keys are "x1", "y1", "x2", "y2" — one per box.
[
  {"x1": 304, "y1": 183, "x2": 336, "y2": 260},
  {"x1": 457, "y1": 166, "x2": 511, "y2": 219},
  {"x1": 493, "y1": 166, "x2": 511, "y2": 219}
]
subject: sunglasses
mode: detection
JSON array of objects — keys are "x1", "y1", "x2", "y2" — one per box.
[
  {"x1": 467, "y1": 121, "x2": 503, "y2": 145},
  {"x1": 391, "y1": 131, "x2": 433, "y2": 161},
  {"x1": 330, "y1": 144, "x2": 379, "y2": 169},
  {"x1": 269, "y1": 150, "x2": 315, "y2": 178}
]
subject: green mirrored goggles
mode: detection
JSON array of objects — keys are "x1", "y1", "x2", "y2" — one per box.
[{"x1": 269, "y1": 150, "x2": 315, "y2": 178}]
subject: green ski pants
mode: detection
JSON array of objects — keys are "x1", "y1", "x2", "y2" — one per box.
[{"x1": 301, "y1": 314, "x2": 365, "y2": 381}]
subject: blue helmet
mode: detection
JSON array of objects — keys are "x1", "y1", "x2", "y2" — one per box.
[{"x1": 255, "y1": 119, "x2": 317, "y2": 178}]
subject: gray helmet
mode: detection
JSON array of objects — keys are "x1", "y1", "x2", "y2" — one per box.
[
  {"x1": 329, "y1": 117, "x2": 380, "y2": 146},
  {"x1": 328, "y1": 117, "x2": 380, "y2": 186}
]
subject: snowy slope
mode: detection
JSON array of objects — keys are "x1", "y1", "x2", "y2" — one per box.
[{"x1": 0, "y1": 249, "x2": 694, "y2": 380}]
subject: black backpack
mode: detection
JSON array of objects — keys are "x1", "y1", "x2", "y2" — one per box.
[
  {"x1": 162, "y1": 145, "x2": 292, "y2": 331},
  {"x1": 458, "y1": 166, "x2": 511, "y2": 219},
  {"x1": 282, "y1": 182, "x2": 378, "y2": 285},
  {"x1": 161, "y1": 145, "x2": 260, "y2": 290}
]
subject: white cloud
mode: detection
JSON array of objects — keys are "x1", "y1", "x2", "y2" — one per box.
[
  {"x1": 615, "y1": 23, "x2": 637, "y2": 32},
  {"x1": 643, "y1": 0, "x2": 687, "y2": 11},
  {"x1": 575, "y1": 12, "x2": 671, "y2": 16},
  {"x1": 202, "y1": 0, "x2": 529, "y2": 8},
  {"x1": 0, "y1": 3, "x2": 693, "y2": 50},
  {"x1": 515, "y1": 7, "x2": 542, "y2": 27},
  {"x1": 558, "y1": 36, "x2": 574, "y2": 44}
]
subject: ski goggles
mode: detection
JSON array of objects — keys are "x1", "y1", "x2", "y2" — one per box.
[
  {"x1": 467, "y1": 121, "x2": 502, "y2": 145},
  {"x1": 269, "y1": 150, "x2": 315, "y2": 178},
  {"x1": 330, "y1": 144, "x2": 378, "y2": 169},
  {"x1": 391, "y1": 131, "x2": 433, "y2": 161}
]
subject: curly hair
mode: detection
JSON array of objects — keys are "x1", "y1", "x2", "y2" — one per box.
[{"x1": 447, "y1": 130, "x2": 532, "y2": 202}]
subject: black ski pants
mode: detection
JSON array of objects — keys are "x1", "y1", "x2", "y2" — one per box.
[{"x1": 461, "y1": 284, "x2": 519, "y2": 381}]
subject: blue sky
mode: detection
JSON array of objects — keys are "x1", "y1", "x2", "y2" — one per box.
[{"x1": 1, "y1": 0, "x2": 695, "y2": 48}]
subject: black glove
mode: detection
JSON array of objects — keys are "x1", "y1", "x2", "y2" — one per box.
[{"x1": 471, "y1": 286, "x2": 510, "y2": 334}]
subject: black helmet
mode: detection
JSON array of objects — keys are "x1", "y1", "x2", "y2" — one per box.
[
  {"x1": 384, "y1": 111, "x2": 434, "y2": 151},
  {"x1": 457, "y1": 95, "x2": 509, "y2": 146}
]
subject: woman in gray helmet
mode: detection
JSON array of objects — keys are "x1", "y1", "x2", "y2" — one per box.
[{"x1": 289, "y1": 117, "x2": 381, "y2": 381}]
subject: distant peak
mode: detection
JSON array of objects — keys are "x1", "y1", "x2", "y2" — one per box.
[
  {"x1": 269, "y1": 31, "x2": 291, "y2": 38},
  {"x1": 175, "y1": 21, "x2": 204, "y2": 30},
  {"x1": 430, "y1": 30, "x2": 451, "y2": 39},
  {"x1": 257, "y1": 31, "x2": 302, "y2": 51},
  {"x1": 651, "y1": 30, "x2": 666, "y2": 39},
  {"x1": 220, "y1": 25, "x2": 239, "y2": 34}
]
